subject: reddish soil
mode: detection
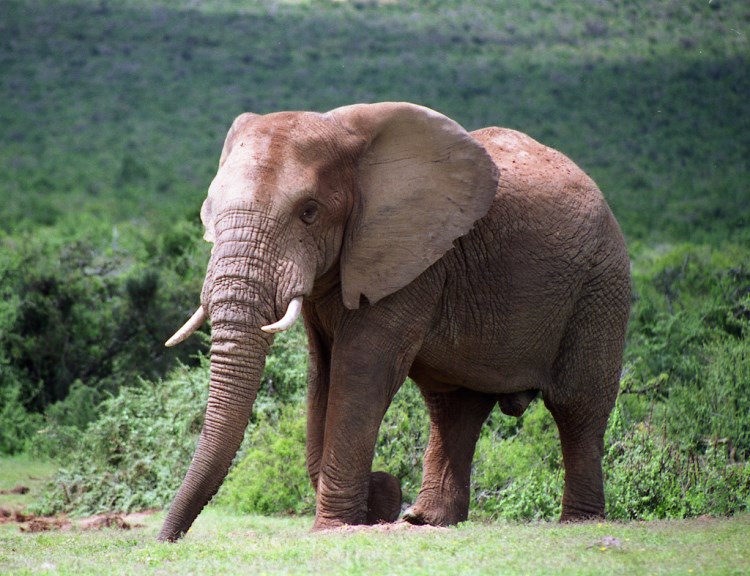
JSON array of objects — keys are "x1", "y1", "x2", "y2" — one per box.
[
  {"x1": 322, "y1": 520, "x2": 449, "y2": 534},
  {"x1": 0, "y1": 506, "x2": 156, "y2": 533},
  {"x1": 0, "y1": 485, "x2": 30, "y2": 495}
]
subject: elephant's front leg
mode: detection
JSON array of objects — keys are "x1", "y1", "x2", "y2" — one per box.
[
  {"x1": 305, "y1": 324, "x2": 401, "y2": 525},
  {"x1": 404, "y1": 386, "x2": 496, "y2": 526},
  {"x1": 312, "y1": 330, "x2": 415, "y2": 530},
  {"x1": 304, "y1": 325, "x2": 330, "y2": 492}
]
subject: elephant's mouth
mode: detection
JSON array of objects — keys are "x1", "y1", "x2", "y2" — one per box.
[
  {"x1": 165, "y1": 294, "x2": 303, "y2": 347},
  {"x1": 260, "y1": 295, "x2": 303, "y2": 333}
]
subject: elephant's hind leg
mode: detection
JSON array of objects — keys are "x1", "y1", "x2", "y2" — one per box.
[
  {"x1": 545, "y1": 295, "x2": 627, "y2": 521},
  {"x1": 404, "y1": 386, "x2": 495, "y2": 526},
  {"x1": 545, "y1": 396, "x2": 612, "y2": 521}
]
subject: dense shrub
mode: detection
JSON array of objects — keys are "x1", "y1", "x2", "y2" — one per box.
[
  {"x1": 31, "y1": 324, "x2": 308, "y2": 516},
  {"x1": 472, "y1": 402, "x2": 563, "y2": 521},
  {"x1": 257, "y1": 323, "x2": 308, "y2": 409},
  {"x1": 667, "y1": 338, "x2": 750, "y2": 460},
  {"x1": 217, "y1": 402, "x2": 314, "y2": 516},
  {"x1": 31, "y1": 360, "x2": 210, "y2": 516},
  {"x1": 372, "y1": 381, "x2": 430, "y2": 502},
  {"x1": 0, "y1": 381, "x2": 43, "y2": 454},
  {"x1": 625, "y1": 243, "x2": 750, "y2": 458},
  {"x1": 604, "y1": 420, "x2": 750, "y2": 519},
  {"x1": 0, "y1": 218, "x2": 210, "y2": 454}
]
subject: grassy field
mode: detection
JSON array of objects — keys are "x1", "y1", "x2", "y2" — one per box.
[
  {"x1": 2, "y1": 458, "x2": 749, "y2": 575},
  {"x1": 2, "y1": 508, "x2": 749, "y2": 575},
  {"x1": 0, "y1": 455, "x2": 56, "y2": 510}
]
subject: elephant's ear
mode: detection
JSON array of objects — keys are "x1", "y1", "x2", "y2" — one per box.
[
  {"x1": 201, "y1": 112, "x2": 258, "y2": 243},
  {"x1": 329, "y1": 102, "x2": 498, "y2": 309}
]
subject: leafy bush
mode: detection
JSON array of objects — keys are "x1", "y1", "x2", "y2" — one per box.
[
  {"x1": 604, "y1": 422, "x2": 750, "y2": 520},
  {"x1": 45, "y1": 380, "x2": 103, "y2": 428},
  {"x1": 472, "y1": 401, "x2": 563, "y2": 521},
  {"x1": 31, "y1": 324, "x2": 310, "y2": 516},
  {"x1": 257, "y1": 323, "x2": 308, "y2": 409},
  {"x1": 625, "y1": 243, "x2": 750, "y2": 458},
  {"x1": 667, "y1": 338, "x2": 750, "y2": 460},
  {"x1": 31, "y1": 360, "x2": 210, "y2": 516},
  {"x1": 0, "y1": 381, "x2": 43, "y2": 455},
  {"x1": 0, "y1": 218, "x2": 210, "y2": 454},
  {"x1": 372, "y1": 381, "x2": 430, "y2": 502},
  {"x1": 217, "y1": 403, "x2": 314, "y2": 516}
]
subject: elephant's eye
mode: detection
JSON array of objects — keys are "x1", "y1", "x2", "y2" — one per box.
[{"x1": 300, "y1": 201, "x2": 319, "y2": 225}]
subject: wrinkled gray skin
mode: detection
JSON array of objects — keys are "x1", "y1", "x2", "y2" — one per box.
[{"x1": 157, "y1": 102, "x2": 630, "y2": 542}]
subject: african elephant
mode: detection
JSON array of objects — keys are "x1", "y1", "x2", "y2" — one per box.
[{"x1": 156, "y1": 102, "x2": 630, "y2": 542}]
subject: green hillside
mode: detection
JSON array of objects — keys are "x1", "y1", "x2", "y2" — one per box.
[
  {"x1": 2, "y1": 0, "x2": 748, "y2": 240},
  {"x1": 1, "y1": 0, "x2": 748, "y2": 521}
]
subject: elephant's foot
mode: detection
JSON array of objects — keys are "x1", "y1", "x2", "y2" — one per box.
[
  {"x1": 560, "y1": 510, "x2": 605, "y2": 523},
  {"x1": 366, "y1": 471, "x2": 402, "y2": 524},
  {"x1": 559, "y1": 500, "x2": 605, "y2": 523},
  {"x1": 401, "y1": 495, "x2": 467, "y2": 527},
  {"x1": 311, "y1": 471, "x2": 402, "y2": 530},
  {"x1": 401, "y1": 505, "x2": 429, "y2": 525}
]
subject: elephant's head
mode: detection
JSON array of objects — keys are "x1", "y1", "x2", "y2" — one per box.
[{"x1": 157, "y1": 102, "x2": 498, "y2": 542}]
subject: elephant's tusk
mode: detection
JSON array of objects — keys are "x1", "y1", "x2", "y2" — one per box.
[
  {"x1": 165, "y1": 307, "x2": 208, "y2": 347},
  {"x1": 261, "y1": 296, "x2": 303, "y2": 333}
]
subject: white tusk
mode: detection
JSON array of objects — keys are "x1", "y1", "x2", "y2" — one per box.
[
  {"x1": 165, "y1": 306, "x2": 208, "y2": 347},
  {"x1": 261, "y1": 296, "x2": 303, "y2": 333}
]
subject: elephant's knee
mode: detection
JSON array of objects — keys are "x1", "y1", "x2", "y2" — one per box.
[{"x1": 366, "y1": 471, "x2": 402, "y2": 524}]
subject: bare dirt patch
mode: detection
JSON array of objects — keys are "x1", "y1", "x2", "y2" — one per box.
[
  {"x1": 321, "y1": 520, "x2": 449, "y2": 534},
  {"x1": 0, "y1": 485, "x2": 30, "y2": 495},
  {"x1": 0, "y1": 506, "x2": 156, "y2": 533}
]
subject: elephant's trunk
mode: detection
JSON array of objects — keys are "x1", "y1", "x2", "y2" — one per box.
[
  {"x1": 158, "y1": 224, "x2": 277, "y2": 540},
  {"x1": 157, "y1": 210, "x2": 293, "y2": 542},
  {"x1": 157, "y1": 320, "x2": 271, "y2": 542}
]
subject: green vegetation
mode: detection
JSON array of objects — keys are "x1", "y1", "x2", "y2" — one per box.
[
  {"x1": 1, "y1": 0, "x2": 748, "y2": 535},
  {"x1": 29, "y1": 361, "x2": 210, "y2": 516},
  {"x1": 1, "y1": 0, "x2": 747, "y2": 243},
  {"x1": 0, "y1": 453, "x2": 56, "y2": 511},
  {"x1": 0, "y1": 219, "x2": 210, "y2": 453}
]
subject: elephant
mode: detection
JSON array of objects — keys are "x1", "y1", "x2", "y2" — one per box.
[{"x1": 156, "y1": 102, "x2": 630, "y2": 542}]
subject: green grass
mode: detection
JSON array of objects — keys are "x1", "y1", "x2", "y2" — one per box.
[
  {"x1": 1, "y1": 509, "x2": 748, "y2": 575},
  {"x1": 4, "y1": 456, "x2": 747, "y2": 574}
]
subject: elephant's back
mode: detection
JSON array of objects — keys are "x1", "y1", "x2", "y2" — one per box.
[
  {"x1": 471, "y1": 127, "x2": 601, "y2": 205},
  {"x1": 470, "y1": 125, "x2": 625, "y2": 271}
]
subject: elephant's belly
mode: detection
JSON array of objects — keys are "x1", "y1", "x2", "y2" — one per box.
[
  {"x1": 408, "y1": 353, "x2": 551, "y2": 396},
  {"x1": 409, "y1": 303, "x2": 561, "y2": 395}
]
